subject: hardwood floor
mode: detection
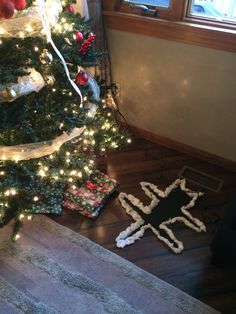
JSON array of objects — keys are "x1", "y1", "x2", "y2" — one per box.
[{"x1": 51, "y1": 138, "x2": 236, "y2": 314}]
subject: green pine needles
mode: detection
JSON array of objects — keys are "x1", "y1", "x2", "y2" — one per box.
[{"x1": 0, "y1": 0, "x2": 130, "y2": 240}]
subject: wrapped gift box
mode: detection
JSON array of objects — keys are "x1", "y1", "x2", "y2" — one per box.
[{"x1": 63, "y1": 170, "x2": 118, "y2": 218}]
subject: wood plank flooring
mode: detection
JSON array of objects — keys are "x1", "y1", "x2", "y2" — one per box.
[{"x1": 51, "y1": 138, "x2": 236, "y2": 314}]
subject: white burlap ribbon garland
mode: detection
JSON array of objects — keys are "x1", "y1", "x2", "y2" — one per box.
[
  {"x1": 0, "y1": 127, "x2": 84, "y2": 161},
  {"x1": 0, "y1": 102, "x2": 97, "y2": 161},
  {"x1": 0, "y1": 0, "x2": 62, "y2": 37},
  {"x1": 0, "y1": 68, "x2": 45, "y2": 103}
]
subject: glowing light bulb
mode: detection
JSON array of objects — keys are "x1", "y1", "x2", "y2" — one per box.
[
  {"x1": 19, "y1": 214, "x2": 25, "y2": 220},
  {"x1": 38, "y1": 170, "x2": 46, "y2": 177},
  {"x1": 33, "y1": 196, "x2": 39, "y2": 202},
  {"x1": 127, "y1": 139, "x2": 132, "y2": 143},
  {"x1": 4, "y1": 190, "x2": 10, "y2": 196},
  {"x1": 64, "y1": 23, "x2": 69, "y2": 31},
  {"x1": 27, "y1": 215, "x2": 32, "y2": 220},
  {"x1": 10, "y1": 189, "x2": 17, "y2": 195},
  {"x1": 26, "y1": 24, "x2": 33, "y2": 33},
  {"x1": 14, "y1": 155, "x2": 19, "y2": 163},
  {"x1": 60, "y1": 169, "x2": 64, "y2": 175},
  {"x1": 54, "y1": 23, "x2": 62, "y2": 31},
  {"x1": 19, "y1": 31, "x2": 25, "y2": 38},
  {"x1": 0, "y1": 28, "x2": 6, "y2": 35},
  {"x1": 15, "y1": 234, "x2": 20, "y2": 240}
]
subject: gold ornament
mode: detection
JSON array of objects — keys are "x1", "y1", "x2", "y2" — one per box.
[
  {"x1": 39, "y1": 49, "x2": 53, "y2": 64},
  {"x1": 44, "y1": 75, "x2": 55, "y2": 85},
  {"x1": 64, "y1": 37, "x2": 72, "y2": 45},
  {"x1": 105, "y1": 92, "x2": 117, "y2": 110},
  {"x1": 1, "y1": 87, "x2": 17, "y2": 101}
]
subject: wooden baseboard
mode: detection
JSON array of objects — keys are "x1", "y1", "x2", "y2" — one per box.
[{"x1": 129, "y1": 124, "x2": 236, "y2": 172}]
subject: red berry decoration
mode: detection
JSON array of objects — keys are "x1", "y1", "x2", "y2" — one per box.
[
  {"x1": 12, "y1": 0, "x2": 26, "y2": 10},
  {"x1": 75, "y1": 31, "x2": 83, "y2": 41},
  {"x1": 65, "y1": 4, "x2": 74, "y2": 14},
  {"x1": 79, "y1": 33, "x2": 96, "y2": 55},
  {"x1": 0, "y1": 0, "x2": 15, "y2": 19},
  {"x1": 75, "y1": 71, "x2": 89, "y2": 86}
]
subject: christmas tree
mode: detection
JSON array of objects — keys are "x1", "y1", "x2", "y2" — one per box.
[{"x1": 0, "y1": 0, "x2": 130, "y2": 239}]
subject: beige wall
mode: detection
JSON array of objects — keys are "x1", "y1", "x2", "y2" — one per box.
[{"x1": 106, "y1": 29, "x2": 236, "y2": 162}]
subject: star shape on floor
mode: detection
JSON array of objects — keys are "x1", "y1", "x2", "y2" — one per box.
[{"x1": 116, "y1": 178, "x2": 206, "y2": 253}]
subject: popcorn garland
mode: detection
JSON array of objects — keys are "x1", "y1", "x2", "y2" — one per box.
[{"x1": 116, "y1": 178, "x2": 206, "y2": 254}]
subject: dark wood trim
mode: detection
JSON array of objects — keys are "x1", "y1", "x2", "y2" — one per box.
[
  {"x1": 116, "y1": 0, "x2": 185, "y2": 20},
  {"x1": 102, "y1": 0, "x2": 117, "y2": 11},
  {"x1": 128, "y1": 124, "x2": 236, "y2": 172},
  {"x1": 103, "y1": 11, "x2": 236, "y2": 53}
]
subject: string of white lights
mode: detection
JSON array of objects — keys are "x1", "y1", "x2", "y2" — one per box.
[{"x1": 37, "y1": 0, "x2": 83, "y2": 105}]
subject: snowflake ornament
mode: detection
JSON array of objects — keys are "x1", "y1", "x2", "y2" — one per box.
[{"x1": 116, "y1": 179, "x2": 206, "y2": 254}]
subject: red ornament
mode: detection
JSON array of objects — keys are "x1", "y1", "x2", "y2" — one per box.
[
  {"x1": 75, "y1": 71, "x2": 88, "y2": 86},
  {"x1": 75, "y1": 31, "x2": 83, "y2": 41},
  {"x1": 0, "y1": 0, "x2": 15, "y2": 19},
  {"x1": 86, "y1": 181, "x2": 98, "y2": 190},
  {"x1": 12, "y1": 0, "x2": 26, "y2": 10},
  {"x1": 65, "y1": 4, "x2": 74, "y2": 14},
  {"x1": 79, "y1": 33, "x2": 96, "y2": 55}
]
